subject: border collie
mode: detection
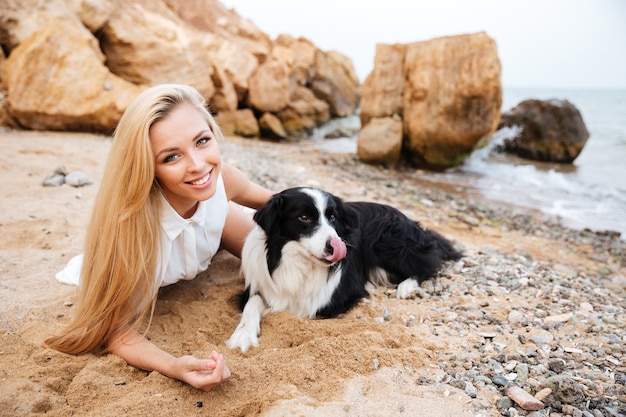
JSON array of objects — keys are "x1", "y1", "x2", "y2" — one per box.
[{"x1": 226, "y1": 187, "x2": 461, "y2": 352}]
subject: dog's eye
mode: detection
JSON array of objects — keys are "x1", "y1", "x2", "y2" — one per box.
[
  {"x1": 298, "y1": 214, "x2": 311, "y2": 223},
  {"x1": 328, "y1": 214, "x2": 336, "y2": 222}
]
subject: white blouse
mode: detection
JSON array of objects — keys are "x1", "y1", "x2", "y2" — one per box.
[{"x1": 55, "y1": 175, "x2": 229, "y2": 288}]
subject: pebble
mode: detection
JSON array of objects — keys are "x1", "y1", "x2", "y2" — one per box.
[
  {"x1": 64, "y1": 171, "x2": 92, "y2": 187},
  {"x1": 533, "y1": 387, "x2": 552, "y2": 401},
  {"x1": 42, "y1": 167, "x2": 92, "y2": 188},
  {"x1": 505, "y1": 385, "x2": 544, "y2": 411}
]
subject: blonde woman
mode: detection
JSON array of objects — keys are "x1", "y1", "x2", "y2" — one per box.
[{"x1": 46, "y1": 84, "x2": 274, "y2": 391}]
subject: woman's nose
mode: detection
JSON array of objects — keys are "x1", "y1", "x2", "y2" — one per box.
[{"x1": 187, "y1": 151, "x2": 204, "y2": 172}]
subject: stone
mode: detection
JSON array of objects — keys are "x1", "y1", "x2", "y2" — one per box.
[
  {"x1": 212, "y1": 39, "x2": 264, "y2": 102},
  {"x1": 402, "y1": 32, "x2": 502, "y2": 169},
  {"x1": 65, "y1": 0, "x2": 118, "y2": 33},
  {"x1": 100, "y1": 1, "x2": 215, "y2": 99},
  {"x1": 358, "y1": 32, "x2": 502, "y2": 170},
  {"x1": 214, "y1": 109, "x2": 259, "y2": 138},
  {"x1": 277, "y1": 87, "x2": 330, "y2": 138},
  {"x1": 357, "y1": 117, "x2": 403, "y2": 164},
  {"x1": 0, "y1": 0, "x2": 79, "y2": 49},
  {"x1": 209, "y1": 65, "x2": 238, "y2": 113},
  {"x1": 360, "y1": 43, "x2": 406, "y2": 127},
  {"x1": 259, "y1": 112, "x2": 287, "y2": 140},
  {"x1": 494, "y1": 99, "x2": 589, "y2": 163},
  {"x1": 311, "y1": 50, "x2": 361, "y2": 117},
  {"x1": 505, "y1": 385, "x2": 545, "y2": 411},
  {"x1": 0, "y1": 0, "x2": 361, "y2": 139},
  {"x1": 1, "y1": 19, "x2": 141, "y2": 132},
  {"x1": 247, "y1": 59, "x2": 290, "y2": 113}
]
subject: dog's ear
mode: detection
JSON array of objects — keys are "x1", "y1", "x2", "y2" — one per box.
[
  {"x1": 253, "y1": 193, "x2": 284, "y2": 234},
  {"x1": 333, "y1": 194, "x2": 359, "y2": 231}
]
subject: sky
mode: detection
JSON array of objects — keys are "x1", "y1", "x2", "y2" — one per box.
[{"x1": 220, "y1": 0, "x2": 626, "y2": 89}]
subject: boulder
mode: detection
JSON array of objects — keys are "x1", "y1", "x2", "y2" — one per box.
[
  {"x1": 247, "y1": 59, "x2": 290, "y2": 113},
  {"x1": 214, "y1": 109, "x2": 259, "y2": 138},
  {"x1": 211, "y1": 39, "x2": 263, "y2": 102},
  {"x1": 0, "y1": 0, "x2": 79, "y2": 50},
  {"x1": 0, "y1": 0, "x2": 361, "y2": 139},
  {"x1": 209, "y1": 64, "x2": 238, "y2": 112},
  {"x1": 358, "y1": 32, "x2": 502, "y2": 169},
  {"x1": 360, "y1": 43, "x2": 406, "y2": 127},
  {"x1": 274, "y1": 35, "x2": 317, "y2": 87},
  {"x1": 100, "y1": 1, "x2": 216, "y2": 99},
  {"x1": 0, "y1": 91, "x2": 20, "y2": 130},
  {"x1": 403, "y1": 32, "x2": 502, "y2": 169},
  {"x1": 357, "y1": 116, "x2": 403, "y2": 164},
  {"x1": 1, "y1": 19, "x2": 142, "y2": 132},
  {"x1": 311, "y1": 49, "x2": 361, "y2": 117},
  {"x1": 65, "y1": 0, "x2": 119, "y2": 33},
  {"x1": 494, "y1": 99, "x2": 589, "y2": 163},
  {"x1": 259, "y1": 112, "x2": 287, "y2": 140},
  {"x1": 277, "y1": 86, "x2": 330, "y2": 139}
]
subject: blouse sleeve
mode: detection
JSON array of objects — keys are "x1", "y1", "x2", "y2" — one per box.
[{"x1": 55, "y1": 254, "x2": 83, "y2": 285}]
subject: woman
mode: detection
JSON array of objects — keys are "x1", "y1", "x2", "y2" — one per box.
[{"x1": 46, "y1": 84, "x2": 274, "y2": 391}]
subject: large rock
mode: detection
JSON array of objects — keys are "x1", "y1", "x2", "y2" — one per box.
[
  {"x1": 100, "y1": 1, "x2": 216, "y2": 99},
  {"x1": 0, "y1": 0, "x2": 361, "y2": 139},
  {"x1": 403, "y1": 33, "x2": 501, "y2": 169},
  {"x1": 360, "y1": 43, "x2": 406, "y2": 127},
  {"x1": 277, "y1": 86, "x2": 330, "y2": 139},
  {"x1": 212, "y1": 39, "x2": 263, "y2": 103},
  {"x1": 0, "y1": 0, "x2": 79, "y2": 49},
  {"x1": 247, "y1": 59, "x2": 290, "y2": 113},
  {"x1": 494, "y1": 99, "x2": 589, "y2": 163},
  {"x1": 311, "y1": 49, "x2": 361, "y2": 117},
  {"x1": 214, "y1": 108, "x2": 259, "y2": 138},
  {"x1": 65, "y1": 0, "x2": 119, "y2": 33},
  {"x1": 357, "y1": 116, "x2": 403, "y2": 164},
  {"x1": 358, "y1": 32, "x2": 502, "y2": 169},
  {"x1": 1, "y1": 19, "x2": 142, "y2": 132}
]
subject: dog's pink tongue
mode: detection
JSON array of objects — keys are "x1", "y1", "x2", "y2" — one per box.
[{"x1": 326, "y1": 238, "x2": 347, "y2": 262}]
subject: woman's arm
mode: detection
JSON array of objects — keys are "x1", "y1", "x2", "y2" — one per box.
[
  {"x1": 219, "y1": 162, "x2": 275, "y2": 257},
  {"x1": 108, "y1": 326, "x2": 230, "y2": 391},
  {"x1": 221, "y1": 162, "x2": 274, "y2": 209}
]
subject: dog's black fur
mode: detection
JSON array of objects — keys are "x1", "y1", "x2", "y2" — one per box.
[{"x1": 235, "y1": 187, "x2": 462, "y2": 318}]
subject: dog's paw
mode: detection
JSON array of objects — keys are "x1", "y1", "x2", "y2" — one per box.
[
  {"x1": 226, "y1": 322, "x2": 260, "y2": 353},
  {"x1": 396, "y1": 278, "x2": 419, "y2": 299}
]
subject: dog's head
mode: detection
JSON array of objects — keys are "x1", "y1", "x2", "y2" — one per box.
[{"x1": 253, "y1": 187, "x2": 357, "y2": 268}]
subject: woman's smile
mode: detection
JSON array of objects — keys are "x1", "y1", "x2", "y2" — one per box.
[
  {"x1": 188, "y1": 171, "x2": 211, "y2": 186},
  {"x1": 150, "y1": 103, "x2": 222, "y2": 218}
]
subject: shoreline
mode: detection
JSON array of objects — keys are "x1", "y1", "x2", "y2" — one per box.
[{"x1": 0, "y1": 130, "x2": 624, "y2": 416}]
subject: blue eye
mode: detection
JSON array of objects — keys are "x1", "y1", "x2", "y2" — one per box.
[
  {"x1": 197, "y1": 136, "x2": 211, "y2": 146},
  {"x1": 163, "y1": 154, "x2": 179, "y2": 163}
]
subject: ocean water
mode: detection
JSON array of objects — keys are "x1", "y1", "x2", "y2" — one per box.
[{"x1": 313, "y1": 88, "x2": 626, "y2": 238}]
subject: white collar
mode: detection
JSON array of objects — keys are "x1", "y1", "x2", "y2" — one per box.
[{"x1": 159, "y1": 193, "x2": 208, "y2": 241}]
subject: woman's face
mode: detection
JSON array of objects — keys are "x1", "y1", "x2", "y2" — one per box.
[{"x1": 150, "y1": 103, "x2": 221, "y2": 218}]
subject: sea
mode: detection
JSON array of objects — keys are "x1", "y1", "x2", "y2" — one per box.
[{"x1": 313, "y1": 88, "x2": 626, "y2": 239}]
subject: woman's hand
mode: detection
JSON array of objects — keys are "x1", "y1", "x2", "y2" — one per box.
[
  {"x1": 109, "y1": 328, "x2": 231, "y2": 391},
  {"x1": 174, "y1": 350, "x2": 231, "y2": 391}
]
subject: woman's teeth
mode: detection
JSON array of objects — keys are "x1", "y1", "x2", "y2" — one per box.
[{"x1": 190, "y1": 173, "x2": 209, "y2": 185}]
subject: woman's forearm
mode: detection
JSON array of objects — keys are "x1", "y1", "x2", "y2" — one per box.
[
  {"x1": 108, "y1": 327, "x2": 177, "y2": 376},
  {"x1": 107, "y1": 327, "x2": 231, "y2": 391}
]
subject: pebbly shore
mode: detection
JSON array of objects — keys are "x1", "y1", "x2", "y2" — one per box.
[{"x1": 223, "y1": 135, "x2": 626, "y2": 417}]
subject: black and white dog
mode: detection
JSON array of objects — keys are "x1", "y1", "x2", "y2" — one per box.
[{"x1": 226, "y1": 187, "x2": 462, "y2": 352}]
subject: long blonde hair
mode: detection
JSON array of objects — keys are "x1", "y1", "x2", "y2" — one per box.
[{"x1": 46, "y1": 84, "x2": 224, "y2": 354}]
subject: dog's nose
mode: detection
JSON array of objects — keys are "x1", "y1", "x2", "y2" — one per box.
[{"x1": 325, "y1": 237, "x2": 347, "y2": 262}]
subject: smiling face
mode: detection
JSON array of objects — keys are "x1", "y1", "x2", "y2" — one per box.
[{"x1": 150, "y1": 103, "x2": 221, "y2": 218}]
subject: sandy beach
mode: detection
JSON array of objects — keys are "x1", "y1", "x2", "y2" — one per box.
[{"x1": 0, "y1": 130, "x2": 624, "y2": 417}]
